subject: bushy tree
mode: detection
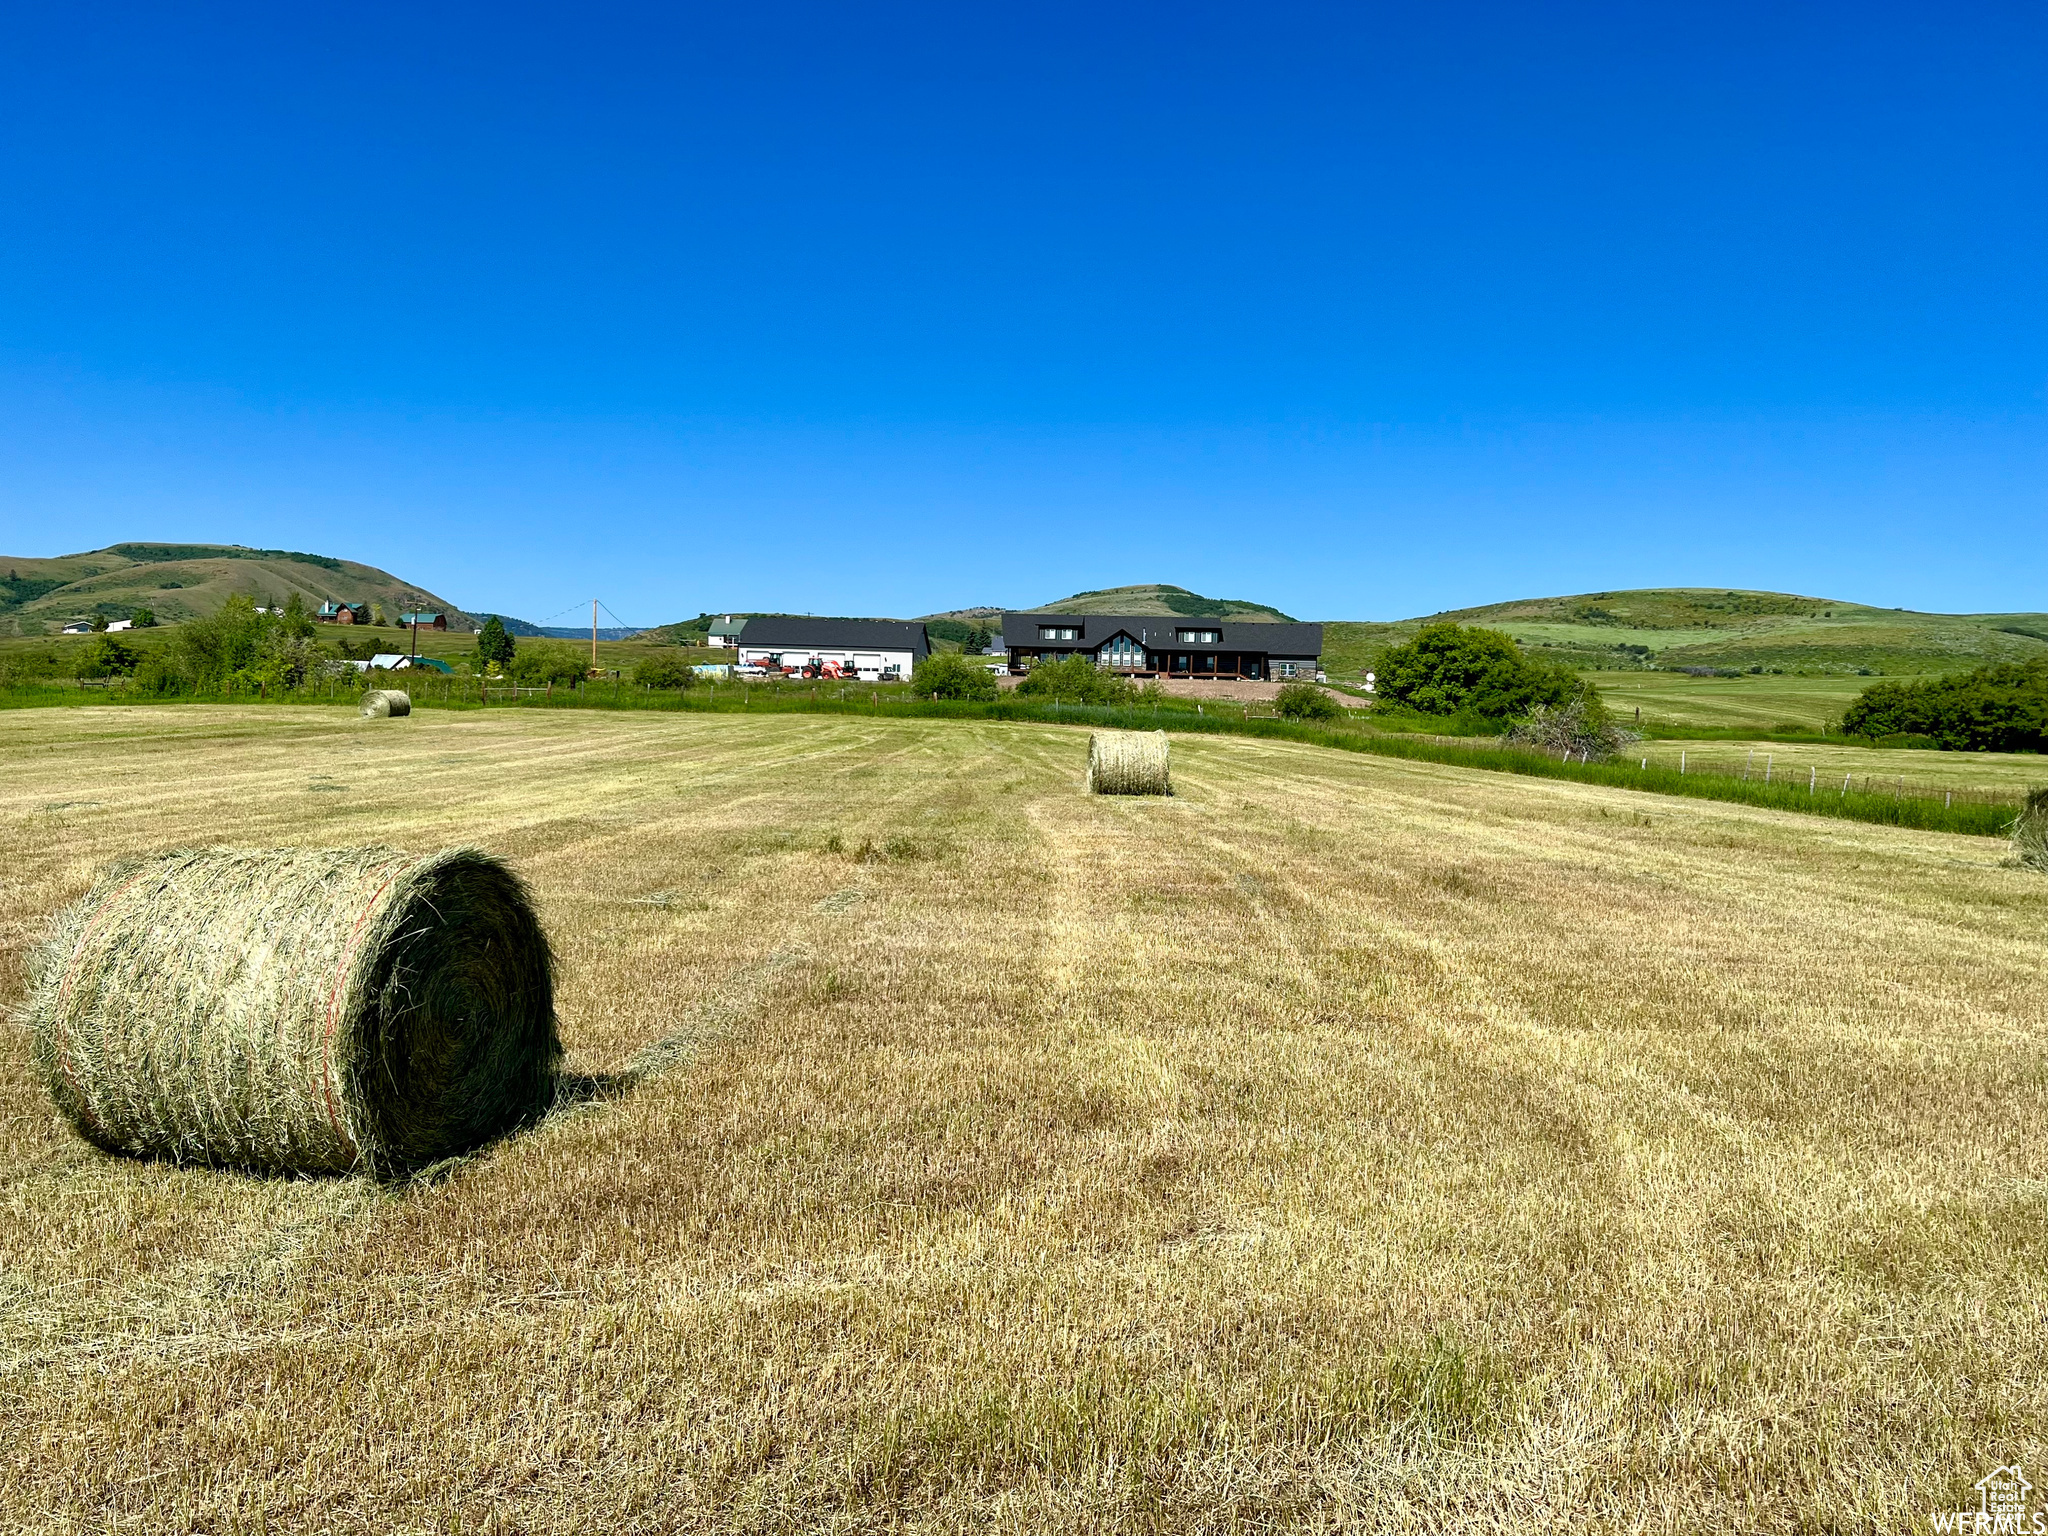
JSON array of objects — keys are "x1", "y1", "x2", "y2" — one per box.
[
  {"x1": 251, "y1": 628, "x2": 318, "y2": 690},
  {"x1": 511, "y1": 640, "x2": 589, "y2": 687},
  {"x1": 280, "y1": 590, "x2": 315, "y2": 639},
  {"x1": 1376, "y1": 623, "x2": 1580, "y2": 721},
  {"x1": 476, "y1": 615, "x2": 515, "y2": 671},
  {"x1": 174, "y1": 594, "x2": 268, "y2": 683},
  {"x1": 913, "y1": 650, "x2": 999, "y2": 700},
  {"x1": 1017, "y1": 654, "x2": 1134, "y2": 704},
  {"x1": 634, "y1": 651, "x2": 698, "y2": 690},
  {"x1": 1841, "y1": 660, "x2": 2048, "y2": 751},
  {"x1": 75, "y1": 634, "x2": 140, "y2": 678},
  {"x1": 130, "y1": 607, "x2": 157, "y2": 628},
  {"x1": 962, "y1": 625, "x2": 993, "y2": 656},
  {"x1": 1274, "y1": 681, "x2": 1342, "y2": 721}
]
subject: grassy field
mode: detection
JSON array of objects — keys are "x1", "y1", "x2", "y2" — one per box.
[
  {"x1": 1587, "y1": 670, "x2": 1878, "y2": 733},
  {"x1": 2, "y1": 707, "x2": 2044, "y2": 1530}
]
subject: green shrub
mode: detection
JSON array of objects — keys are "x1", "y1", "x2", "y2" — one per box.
[
  {"x1": 1377, "y1": 624, "x2": 1579, "y2": 721},
  {"x1": 1016, "y1": 654, "x2": 1133, "y2": 705},
  {"x1": 1274, "y1": 682, "x2": 1342, "y2": 721},
  {"x1": 174, "y1": 594, "x2": 268, "y2": 684},
  {"x1": 1841, "y1": 660, "x2": 2048, "y2": 751},
  {"x1": 75, "y1": 634, "x2": 140, "y2": 679},
  {"x1": 511, "y1": 641, "x2": 589, "y2": 687},
  {"x1": 913, "y1": 651, "x2": 998, "y2": 701},
  {"x1": 634, "y1": 652, "x2": 698, "y2": 690}
]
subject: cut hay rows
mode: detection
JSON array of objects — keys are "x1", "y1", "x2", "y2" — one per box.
[
  {"x1": 360, "y1": 689, "x2": 411, "y2": 718},
  {"x1": 2014, "y1": 787, "x2": 2048, "y2": 870},
  {"x1": 28, "y1": 846, "x2": 560, "y2": 1178},
  {"x1": 1086, "y1": 729, "x2": 1171, "y2": 796}
]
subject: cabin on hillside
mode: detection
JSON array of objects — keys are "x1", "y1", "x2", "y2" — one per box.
[
  {"x1": 400, "y1": 611, "x2": 448, "y2": 630},
  {"x1": 1000, "y1": 613, "x2": 1324, "y2": 681},
  {"x1": 318, "y1": 601, "x2": 370, "y2": 625},
  {"x1": 735, "y1": 617, "x2": 928, "y2": 681}
]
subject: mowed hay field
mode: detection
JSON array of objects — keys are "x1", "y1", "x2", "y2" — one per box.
[{"x1": 3, "y1": 707, "x2": 2045, "y2": 1532}]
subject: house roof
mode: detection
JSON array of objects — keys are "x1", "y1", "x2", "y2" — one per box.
[
  {"x1": 399, "y1": 612, "x2": 444, "y2": 624},
  {"x1": 1000, "y1": 613, "x2": 1323, "y2": 657},
  {"x1": 737, "y1": 616, "x2": 929, "y2": 658},
  {"x1": 707, "y1": 616, "x2": 747, "y2": 637}
]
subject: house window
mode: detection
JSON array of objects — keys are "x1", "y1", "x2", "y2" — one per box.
[
  {"x1": 1099, "y1": 635, "x2": 1144, "y2": 668},
  {"x1": 1176, "y1": 629, "x2": 1220, "y2": 644},
  {"x1": 1277, "y1": 661, "x2": 1297, "y2": 678},
  {"x1": 1039, "y1": 626, "x2": 1079, "y2": 641}
]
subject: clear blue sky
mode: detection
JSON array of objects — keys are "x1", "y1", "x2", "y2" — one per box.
[{"x1": 1, "y1": 2, "x2": 2041, "y2": 622}]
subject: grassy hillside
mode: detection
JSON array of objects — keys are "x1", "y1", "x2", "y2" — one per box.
[
  {"x1": 3, "y1": 707, "x2": 2040, "y2": 1527},
  {"x1": 1030, "y1": 583, "x2": 1297, "y2": 621},
  {"x1": 0, "y1": 544, "x2": 474, "y2": 636},
  {"x1": 1321, "y1": 588, "x2": 2048, "y2": 679}
]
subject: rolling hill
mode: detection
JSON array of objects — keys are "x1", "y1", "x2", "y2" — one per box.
[
  {"x1": 0, "y1": 544, "x2": 476, "y2": 636},
  {"x1": 1319, "y1": 588, "x2": 2048, "y2": 678},
  {"x1": 1026, "y1": 583, "x2": 1297, "y2": 621}
]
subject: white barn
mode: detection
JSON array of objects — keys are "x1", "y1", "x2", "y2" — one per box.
[{"x1": 735, "y1": 617, "x2": 929, "y2": 681}]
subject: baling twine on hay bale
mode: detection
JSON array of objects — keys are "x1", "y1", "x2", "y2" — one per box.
[
  {"x1": 2014, "y1": 788, "x2": 2048, "y2": 871},
  {"x1": 1087, "y1": 729, "x2": 1171, "y2": 796},
  {"x1": 360, "y1": 688, "x2": 411, "y2": 718},
  {"x1": 28, "y1": 846, "x2": 560, "y2": 1178}
]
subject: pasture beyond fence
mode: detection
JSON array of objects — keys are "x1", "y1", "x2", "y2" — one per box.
[{"x1": 5, "y1": 676, "x2": 2033, "y2": 839}]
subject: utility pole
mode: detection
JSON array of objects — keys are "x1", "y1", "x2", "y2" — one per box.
[{"x1": 592, "y1": 599, "x2": 599, "y2": 674}]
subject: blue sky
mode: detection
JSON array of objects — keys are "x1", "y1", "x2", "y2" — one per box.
[{"x1": 1, "y1": 1, "x2": 2041, "y2": 622}]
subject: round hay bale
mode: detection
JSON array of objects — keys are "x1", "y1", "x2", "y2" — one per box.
[
  {"x1": 28, "y1": 846, "x2": 560, "y2": 1179},
  {"x1": 360, "y1": 688, "x2": 411, "y2": 718},
  {"x1": 2014, "y1": 787, "x2": 2048, "y2": 871},
  {"x1": 1088, "y1": 729, "x2": 1171, "y2": 796}
]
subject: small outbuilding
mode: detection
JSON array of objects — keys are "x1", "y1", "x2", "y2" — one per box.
[{"x1": 707, "y1": 616, "x2": 746, "y2": 648}]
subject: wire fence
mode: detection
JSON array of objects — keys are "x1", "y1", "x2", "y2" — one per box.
[{"x1": 1629, "y1": 748, "x2": 2026, "y2": 809}]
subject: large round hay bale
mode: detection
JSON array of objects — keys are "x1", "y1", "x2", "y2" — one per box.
[
  {"x1": 2014, "y1": 787, "x2": 2048, "y2": 871},
  {"x1": 1088, "y1": 729, "x2": 1171, "y2": 796},
  {"x1": 360, "y1": 688, "x2": 411, "y2": 718},
  {"x1": 28, "y1": 846, "x2": 560, "y2": 1179}
]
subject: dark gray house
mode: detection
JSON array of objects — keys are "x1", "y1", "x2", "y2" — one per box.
[{"x1": 1000, "y1": 613, "x2": 1323, "y2": 681}]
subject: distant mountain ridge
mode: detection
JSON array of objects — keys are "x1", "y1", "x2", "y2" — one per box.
[{"x1": 0, "y1": 543, "x2": 475, "y2": 636}]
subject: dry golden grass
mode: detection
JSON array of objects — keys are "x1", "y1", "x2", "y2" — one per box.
[{"x1": 2, "y1": 705, "x2": 2045, "y2": 1532}]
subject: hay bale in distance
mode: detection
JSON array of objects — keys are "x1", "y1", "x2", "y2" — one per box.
[
  {"x1": 2014, "y1": 787, "x2": 2048, "y2": 871},
  {"x1": 360, "y1": 688, "x2": 411, "y2": 718},
  {"x1": 29, "y1": 846, "x2": 560, "y2": 1178},
  {"x1": 1088, "y1": 729, "x2": 1171, "y2": 796}
]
